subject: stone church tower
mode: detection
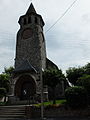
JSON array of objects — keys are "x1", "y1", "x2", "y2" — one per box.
[
  {"x1": 9, "y1": 3, "x2": 64, "y2": 103},
  {"x1": 9, "y1": 3, "x2": 47, "y2": 102},
  {"x1": 15, "y1": 3, "x2": 46, "y2": 71}
]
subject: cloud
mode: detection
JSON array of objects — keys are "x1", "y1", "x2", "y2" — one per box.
[
  {"x1": 46, "y1": 20, "x2": 90, "y2": 71},
  {"x1": 0, "y1": 48, "x2": 14, "y2": 73},
  {"x1": 0, "y1": 0, "x2": 90, "y2": 73},
  {"x1": 0, "y1": 31, "x2": 15, "y2": 73}
]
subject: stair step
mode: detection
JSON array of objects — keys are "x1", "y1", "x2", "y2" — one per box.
[
  {"x1": 0, "y1": 105, "x2": 25, "y2": 108},
  {"x1": 0, "y1": 118, "x2": 22, "y2": 120},
  {"x1": 0, "y1": 115, "x2": 25, "y2": 118},
  {"x1": 0, "y1": 105, "x2": 26, "y2": 119},
  {"x1": 0, "y1": 110, "x2": 24, "y2": 112},
  {"x1": 0, "y1": 113, "x2": 25, "y2": 115},
  {"x1": 0, "y1": 109, "x2": 25, "y2": 111},
  {"x1": 0, "y1": 107, "x2": 25, "y2": 110}
]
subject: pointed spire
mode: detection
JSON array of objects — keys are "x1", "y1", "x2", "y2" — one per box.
[{"x1": 26, "y1": 3, "x2": 36, "y2": 15}]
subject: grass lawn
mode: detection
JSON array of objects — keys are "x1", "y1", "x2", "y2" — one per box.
[
  {"x1": 0, "y1": 99, "x2": 66, "y2": 107},
  {"x1": 35, "y1": 99, "x2": 66, "y2": 107},
  {"x1": 0, "y1": 102, "x2": 6, "y2": 106},
  {"x1": 44, "y1": 99, "x2": 66, "y2": 105}
]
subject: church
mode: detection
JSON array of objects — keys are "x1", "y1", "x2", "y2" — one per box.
[{"x1": 9, "y1": 3, "x2": 64, "y2": 103}]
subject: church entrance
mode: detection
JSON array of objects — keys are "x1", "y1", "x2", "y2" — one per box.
[
  {"x1": 21, "y1": 81, "x2": 36, "y2": 100},
  {"x1": 15, "y1": 75, "x2": 36, "y2": 100}
]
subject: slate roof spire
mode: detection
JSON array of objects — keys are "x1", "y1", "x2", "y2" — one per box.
[{"x1": 26, "y1": 3, "x2": 36, "y2": 15}]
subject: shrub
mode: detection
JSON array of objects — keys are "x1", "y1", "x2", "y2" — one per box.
[
  {"x1": 0, "y1": 88, "x2": 6, "y2": 98},
  {"x1": 77, "y1": 75, "x2": 90, "y2": 104},
  {"x1": 65, "y1": 86, "x2": 87, "y2": 108}
]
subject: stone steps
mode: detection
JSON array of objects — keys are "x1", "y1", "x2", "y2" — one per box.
[
  {"x1": 10, "y1": 100, "x2": 35, "y2": 105},
  {"x1": 0, "y1": 118, "x2": 22, "y2": 120},
  {"x1": 0, "y1": 113, "x2": 25, "y2": 115},
  {"x1": 0, "y1": 105, "x2": 26, "y2": 120}
]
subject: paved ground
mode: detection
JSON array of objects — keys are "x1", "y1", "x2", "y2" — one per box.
[
  {"x1": 15, "y1": 116, "x2": 90, "y2": 120},
  {"x1": 43, "y1": 117, "x2": 90, "y2": 120}
]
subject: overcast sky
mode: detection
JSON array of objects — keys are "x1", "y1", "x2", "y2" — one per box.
[{"x1": 0, "y1": 0, "x2": 90, "y2": 73}]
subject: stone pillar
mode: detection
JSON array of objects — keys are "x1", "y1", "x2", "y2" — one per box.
[
  {"x1": 8, "y1": 82, "x2": 19, "y2": 104},
  {"x1": 61, "y1": 81, "x2": 65, "y2": 96},
  {"x1": 43, "y1": 86, "x2": 48, "y2": 101},
  {"x1": 10, "y1": 83, "x2": 15, "y2": 96}
]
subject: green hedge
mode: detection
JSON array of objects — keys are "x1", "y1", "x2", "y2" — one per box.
[
  {"x1": 65, "y1": 86, "x2": 87, "y2": 108},
  {"x1": 77, "y1": 75, "x2": 90, "y2": 104}
]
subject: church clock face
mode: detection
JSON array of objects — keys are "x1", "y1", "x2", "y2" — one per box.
[{"x1": 22, "y1": 28, "x2": 33, "y2": 39}]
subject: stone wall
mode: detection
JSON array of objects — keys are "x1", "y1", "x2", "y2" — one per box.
[{"x1": 25, "y1": 105, "x2": 90, "y2": 119}]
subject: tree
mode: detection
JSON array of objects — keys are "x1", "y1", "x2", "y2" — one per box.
[
  {"x1": 43, "y1": 69, "x2": 65, "y2": 104},
  {"x1": 83, "y1": 63, "x2": 90, "y2": 75},
  {"x1": 0, "y1": 74, "x2": 10, "y2": 102},
  {"x1": 0, "y1": 88, "x2": 7, "y2": 98},
  {"x1": 66, "y1": 67, "x2": 84, "y2": 85},
  {"x1": 66, "y1": 63, "x2": 90, "y2": 86},
  {"x1": 0, "y1": 74, "x2": 10, "y2": 92},
  {"x1": 77, "y1": 75, "x2": 90, "y2": 104},
  {"x1": 4, "y1": 66, "x2": 14, "y2": 75},
  {"x1": 65, "y1": 86, "x2": 87, "y2": 108},
  {"x1": 0, "y1": 66, "x2": 14, "y2": 102}
]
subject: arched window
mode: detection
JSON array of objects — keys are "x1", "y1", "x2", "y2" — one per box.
[
  {"x1": 24, "y1": 18, "x2": 27, "y2": 25},
  {"x1": 35, "y1": 17, "x2": 38, "y2": 24},
  {"x1": 28, "y1": 17, "x2": 31, "y2": 24}
]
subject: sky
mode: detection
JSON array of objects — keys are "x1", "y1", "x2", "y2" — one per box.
[{"x1": 0, "y1": 0, "x2": 90, "y2": 73}]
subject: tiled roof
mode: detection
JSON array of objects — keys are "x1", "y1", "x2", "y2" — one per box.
[{"x1": 14, "y1": 59, "x2": 37, "y2": 73}]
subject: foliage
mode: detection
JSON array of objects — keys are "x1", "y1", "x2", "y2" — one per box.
[
  {"x1": 43, "y1": 68, "x2": 66, "y2": 104},
  {"x1": 0, "y1": 66, "x2": 14, "y2": 102},
  {"x1": 66, "y1": 63, "x2": 90, "y2": 106},
  {"x1": 77, "y1": 75, "x2": 90, "y2": 94},
  {"x1": 0, "y1": 66, "x2": 14, "y2": 93},
  {"x1": 65, "y1": 86, "x2": 87, "y2": 108},
  {"x1": 0, "y1": 88, "x2": 6, "y2": 98},
  {"x1": 0, "y1": 74, "x2": 10, "y2": 93},
  {"x1": 66, "y1": 67, "x2": 84, "y2": 85},
  {"x1": 66, "y1": 63, "x2": 90, "y2": 86},
  {"x1": 84, "y1": 63, "x2": 90, "y2": 75},
  {"x1": 43, "y1": 69, "x2": 65, "y2": 87},
  {"x1": 0, "y1": 102, "x2": 7, "y2": 106},
  {"x1": 4, "y1": 66, "x2": 14, "y2": 75},
  {"x1": 77, "y1": 75, "x2": 90, "y2": 104}
]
